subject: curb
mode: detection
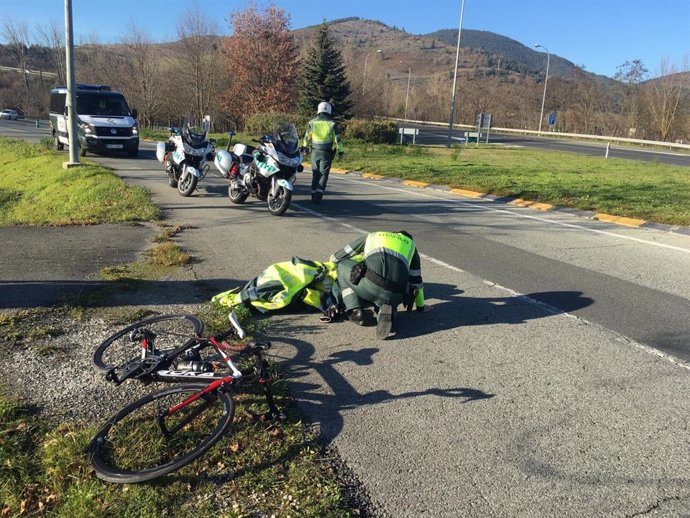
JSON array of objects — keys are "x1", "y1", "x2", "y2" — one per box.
[{"x1": 303, "y1": 164, "x2": 690, "y2": 238}]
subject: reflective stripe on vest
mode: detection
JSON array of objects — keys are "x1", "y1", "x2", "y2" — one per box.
[{"x1": 363, "y1": 232, "x2": 415, "y2": 265}]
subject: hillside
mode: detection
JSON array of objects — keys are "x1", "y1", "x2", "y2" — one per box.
[
  {"x1": 0, "y1": 17, "x2": 601, "y2": 86},
  {"x1": 424, "y1": 28, "x2": 587, "y2": 79}
]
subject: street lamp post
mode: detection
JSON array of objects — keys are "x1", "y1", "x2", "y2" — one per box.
[
  {"x1": 534, "y1": 43, "x2": 550, "y2": 134},
  {"x1": 63, "y1": 0, "x2": 79, "y2": 167},
  {"x1": 447, "y1": 0, "x2": 466, "y2": 147},
  {"x1": 400, "y1": 60, "x2": 411, "y2": 120},
  {"x1": 363, "y1": 49, "x2": 382, "y2": 95}
]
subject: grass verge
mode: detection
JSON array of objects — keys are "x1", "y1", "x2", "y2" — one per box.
[
  {"x1": 0, "y1": 303, "x2": 360, "y2": 517},
  {"x1": 0, "y1": 384, "x2": 352, "y2": 517},
  {"x1": 339, "y1": 143, "x2": 690, "y2": 226},
  {"x1": 0, "y1": 136, "x2": 159, "y2": 225}
]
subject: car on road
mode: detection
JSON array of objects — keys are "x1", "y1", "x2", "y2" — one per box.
[{"x1": 0, "y1": 109, "x2": 19, "y2": 120}]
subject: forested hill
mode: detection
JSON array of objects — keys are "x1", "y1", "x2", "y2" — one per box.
[{"x1": 424, "y1": 28, "x2": 589, "y2": 79}]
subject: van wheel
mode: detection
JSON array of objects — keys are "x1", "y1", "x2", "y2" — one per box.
[
  {"x1": 127, "y1": 148, "x2": 138, "y2": 158},
  {"x1": 54, "y1": 136, "x2": 64, "y2": 151},
  {"x1": 79, "y1": 147, "x2": 86, "y2": 157}
]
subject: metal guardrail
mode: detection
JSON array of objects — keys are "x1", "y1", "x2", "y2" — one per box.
[
  {"x1": 0, "y1": 65, "x2": 58, "y2": 77},
  {"x1": 389, "y1": 117, "x2": 690, "y2": 151}
]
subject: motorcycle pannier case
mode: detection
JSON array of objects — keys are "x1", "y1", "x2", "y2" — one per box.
[
  {"x1": 155, "y1": 142, "x2": 167, "y2": 163},
  {"x1": 214, "y1": 150, "x2": 238, "y2": 178}
]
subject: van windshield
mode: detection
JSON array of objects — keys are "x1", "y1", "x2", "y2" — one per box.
[{"x1": 76, "y1": 93, "x2": 130, "y2": 117}]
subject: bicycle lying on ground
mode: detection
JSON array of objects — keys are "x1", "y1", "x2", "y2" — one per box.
[{"x1": 89, "y1": 310, "x2": 283, "y2": 484}]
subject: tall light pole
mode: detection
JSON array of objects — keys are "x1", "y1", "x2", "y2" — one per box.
[
  {"x1": 363, "y1": 49, "x2": 382, "y2": 95},
  {"x1": 63, "y1": 0, "x2": 79, "y2": 167},
  {"x1": 400, "y1": 60, "x2": 411, "y2": 120},
  {"x1": 447, "y1": 0, "x2": 466, "y2": 147},
  {"x1": 534, "y1": 43, "x2": 550, "y2": 134}
]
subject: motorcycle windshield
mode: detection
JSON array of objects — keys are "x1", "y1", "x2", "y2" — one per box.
[
  {"x1": 271, "y1": 123, "x2": 300, "y2": 158},
  {"x1": 182, "y1": 121, "x2": 208, "y2": 148}
]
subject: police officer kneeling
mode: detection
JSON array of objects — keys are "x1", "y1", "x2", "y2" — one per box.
[{"x1": 326, "y1": 230, "x2": 425, "y2": 340}]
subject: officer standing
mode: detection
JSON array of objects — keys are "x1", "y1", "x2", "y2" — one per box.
[
  {"x1": 327, "y1": 230, "x2": 425, "y2": 340},
  {"x1": 303, "y1": 101, "x2": 343, "y2": 204}
]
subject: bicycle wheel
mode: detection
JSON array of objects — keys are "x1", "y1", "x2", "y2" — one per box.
[
  {"x1": 93, "y1": 314, "x2": 203, "y2": 374},
  {"x1": 89, "y1": 383, "x2": 235, "y2": 483}
]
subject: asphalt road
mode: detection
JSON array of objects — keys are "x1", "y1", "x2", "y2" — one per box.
[
  {"x1": 404, "y1": 121, "x2": 690, "y2": 166},
  {"x1": 2, "y1": 123, "x2": 690, "y2": 517}
]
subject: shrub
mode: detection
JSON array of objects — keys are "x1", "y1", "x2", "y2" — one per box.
[
  {"x1": 343, "y1": 119, "x2": 398, "y2": 144},
  {"x1": 245, "y1": 112, "x2": 308, "y2": 137}
]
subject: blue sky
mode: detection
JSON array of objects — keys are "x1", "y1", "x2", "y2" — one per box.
[{"x1": 1, "y1": 0, "x2": 688, "y2": 78}]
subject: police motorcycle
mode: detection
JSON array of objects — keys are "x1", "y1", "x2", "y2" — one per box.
[
  {"x1": 213, "y1": 122, "x2": 304, "y2": 216},
  {"x1": 155, "y1": 116, "x2": 216, "y2": 197}
]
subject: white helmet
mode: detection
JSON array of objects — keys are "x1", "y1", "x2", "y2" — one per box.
[{"x1": 317, "y1": 101, "x2": 332, "y2": 115}]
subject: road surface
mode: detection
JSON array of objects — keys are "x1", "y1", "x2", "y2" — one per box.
[{"x1": 2, "y1": 123, "x2": 689, "y2": 517}]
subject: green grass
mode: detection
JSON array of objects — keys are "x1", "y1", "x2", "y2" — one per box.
[
  {"x1": 0, "y1": 374, "x2": 352, "y2": 517},
  {"x1": 0, "y1": 137, "x2": 159, "y2": 225},
  {"x1": 0, "y1": 303, "x2": 356, "y2": 517},
  {"x1": 339, "y1": 143, "x2": 690, "y2": 226}
]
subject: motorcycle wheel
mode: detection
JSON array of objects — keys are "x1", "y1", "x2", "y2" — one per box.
[
  {"x1": 177, "y1": 173, "x2": 197, "y2": 196},
  {"x1": 228, "y1": 184, "x2": 249, "y2": 204},
  {"x1": 267, "y1": 185, "x2": 292, "y2": 216}
]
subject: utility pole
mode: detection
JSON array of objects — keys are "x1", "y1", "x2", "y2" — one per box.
[
  {"x1": 447, "y1": 0, "x2": 466, "y2": 147},
  {"x1": 63, "y1": 0, "x2": 80, "y2": 167}
]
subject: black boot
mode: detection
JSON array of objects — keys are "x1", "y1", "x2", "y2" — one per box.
[
  {"x1": 347, "y1": 308, "x2": 366, "y2": 326},
  {"x1": 376, "y1": 304, "x2": 394, "y2": 340},
  {"x1": 311, "y1": 193, "x2": 322, "y2": 204}
]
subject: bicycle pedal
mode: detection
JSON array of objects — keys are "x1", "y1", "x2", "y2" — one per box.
[{"x1": 250, "y1": 340, "x2": 271, "y2": 351}]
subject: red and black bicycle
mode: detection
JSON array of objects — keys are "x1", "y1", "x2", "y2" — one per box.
[{"x1": 88, "y1": 310, "x2": 282, "y2": 484}]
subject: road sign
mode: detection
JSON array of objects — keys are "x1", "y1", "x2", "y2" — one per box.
[{"x1": 548, "y1": 112, "x2": 556, "y2": 126}]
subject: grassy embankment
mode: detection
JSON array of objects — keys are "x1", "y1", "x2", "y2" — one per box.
[
  {"x1": 0, "y1": 136, "x2": 159, "y2": 225},
  {"x1": 337, "y1": 143, "x2": 690, "y2": 227},
  {"x1": 0, "y1": 137, "x2": 357, "y2": 517}
]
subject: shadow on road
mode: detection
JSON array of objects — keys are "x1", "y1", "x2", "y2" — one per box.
[
  {"x1": 251, "y1": 282, "x2": 592, "y2": 442},
  {"x1": 0, "y1": 278, "x2": 243, "y2": 309},
  {"x1": 393, "y1": 282, "x2": 594, "y2": 340},
  {"x1": 265, "y1": 329, "x2": 496, "y2": 443}
]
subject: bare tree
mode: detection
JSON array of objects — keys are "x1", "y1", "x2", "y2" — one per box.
[
  {"x1": 175, "y1": 8, "x2": 221, "y2": 124},
  {"x1": 119, "y1": 22, "x2": 162, "y2": 127},
  {"x1": 344, "y1": 48, "x2": 389, "y2": 117},
  {"x1": 612, "y1": 59, "x2": 648, "y2": 136},
  {"x1": 1, "y1": 18, "x2": 31, "y2": 105},
  {"x1": 640, "y1": 58, "x2": 689, "y2": 141},
  {"x1": 35, "y1": 19, "x2": 66, "y2": 85},
  {"x1": 75, "y1": 32, "x2": 121, "y2": 85}
]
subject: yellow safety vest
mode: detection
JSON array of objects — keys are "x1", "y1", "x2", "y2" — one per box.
[{"x1": 363, "y1": 232, "x2": 416, "y2": 266}]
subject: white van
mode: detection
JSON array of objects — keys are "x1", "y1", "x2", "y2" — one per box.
[{"x1": 49, "y1": 84, "x2": 139, "y2": 157}]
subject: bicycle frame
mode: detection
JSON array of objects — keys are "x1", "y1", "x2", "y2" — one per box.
[
  {"x1": 104, "y1": 310, "x2": 282, "y2": 419},
  {"x1": 106, "y1": 312, "x2": 247, "y2": 385}
]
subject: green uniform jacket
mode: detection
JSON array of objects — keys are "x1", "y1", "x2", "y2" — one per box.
[{"x1": 330, "y1": 231, "x2": 425, "y2": 309}]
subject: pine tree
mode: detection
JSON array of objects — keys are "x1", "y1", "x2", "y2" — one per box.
[{"x1": 298, "y1": 23, "x2": 352, "y2": 120}]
